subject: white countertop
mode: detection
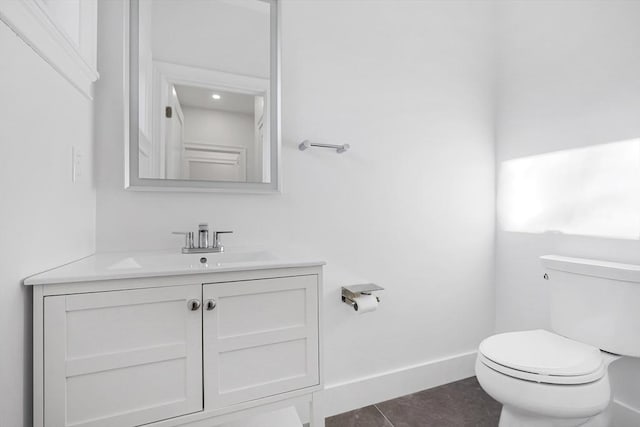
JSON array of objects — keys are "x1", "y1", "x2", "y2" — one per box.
[{"x1": 24, "y1": 249, "x2": 325, "y2": 286}]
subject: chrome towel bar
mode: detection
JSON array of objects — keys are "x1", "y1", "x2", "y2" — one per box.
[{"x1": 299, "y1": 139, "x2": 350, "y2": 153}]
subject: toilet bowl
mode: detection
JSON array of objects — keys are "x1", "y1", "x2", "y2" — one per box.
[
  {"x1": 476, "y1": 255, "x2": 640, "y2": 427},
  {"x1": 476, "y1": 330, "x2": 618, "y2": 427}
]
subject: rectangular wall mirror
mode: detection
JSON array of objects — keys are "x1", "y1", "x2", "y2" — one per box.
[{"x1": 127, "y1": 0, "x2": 280, "y2": 192}]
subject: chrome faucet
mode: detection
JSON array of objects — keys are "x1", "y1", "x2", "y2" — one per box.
[{"x1": 172, "y1": 223, "x2": 233, "y2": 254}]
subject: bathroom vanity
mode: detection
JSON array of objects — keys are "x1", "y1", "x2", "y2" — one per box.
[{"x1": 25, "y1": 251, "x2": 325, "y2": 427}]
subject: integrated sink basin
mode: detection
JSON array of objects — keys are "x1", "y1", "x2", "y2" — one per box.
[
  {"x1": 24, "y1": 249, "x2": 323, "y2": 286},
  {"x1": 106, "y1": 250, "x2": 278, "y2": 271}
]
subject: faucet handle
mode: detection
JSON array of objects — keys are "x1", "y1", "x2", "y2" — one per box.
[
  {"x1": 172, "y1": 231, "x2": 195, "y2": 248},
  {"x1": 212, "y1": 231, "x2": 233, "y2": 251}
]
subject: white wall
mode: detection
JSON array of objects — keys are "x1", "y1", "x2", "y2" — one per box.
[
  {"x1": 182, "y1": 107, "x2": 254, "y2": 149},
  {"x1": 494, "y1": 1, "x2": 640, "y2": 424},
  {"x1": 150, "y1": 0, "x2": 269, "y2": 78},
  {"x1": 0, "y1": 21, "x2": 96, "y2": 427},
  {"x1": 95, "y1": 0, "x2": 496, "y2": 414},
  {"x1": 182, "y1": 106, "x2": 256, "y2": 181}
]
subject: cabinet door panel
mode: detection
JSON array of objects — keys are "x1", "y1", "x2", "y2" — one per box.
[
  {"x1": 219, "y1": 338, "x2": 308, "y2": 391},
  {"x1": 217, "y1": 287, "x2": 306, "y2": 338},
  {"x1": 203, "y1": 275, "x2": 319, "y2": 409},
  {"x1": 44, "y1": 285, "x2": 203, "y2": 427}
]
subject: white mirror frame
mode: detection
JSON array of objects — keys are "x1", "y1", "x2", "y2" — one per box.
[{"x1": 125, "y1": 0, "x2": 281, "y2": 193}]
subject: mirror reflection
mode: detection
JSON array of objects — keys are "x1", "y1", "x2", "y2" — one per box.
[{"x1": 136, "y1": 0, "x2": 272, "y2": 184}]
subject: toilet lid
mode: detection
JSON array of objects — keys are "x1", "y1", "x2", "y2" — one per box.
[{"x1": 479, "y1": 330, "x2": 604, "y2": 379}]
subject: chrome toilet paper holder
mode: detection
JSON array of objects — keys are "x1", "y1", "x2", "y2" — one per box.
[{"x1": 341, "y1": 284, "x2": 384, "y2": 311}]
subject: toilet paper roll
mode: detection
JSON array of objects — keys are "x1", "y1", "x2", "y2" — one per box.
[{"x1": 353, "y1": 295, "x2": 378, "y2": 313}]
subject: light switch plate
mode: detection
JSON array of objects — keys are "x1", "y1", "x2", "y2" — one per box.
[{"x1": 72, "y1": 146, "x2": 81, "y2": 183}]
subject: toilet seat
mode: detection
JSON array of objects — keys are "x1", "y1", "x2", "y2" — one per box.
[{"x1": 479, "y1": 330, "x2": 605, "y2": 385}]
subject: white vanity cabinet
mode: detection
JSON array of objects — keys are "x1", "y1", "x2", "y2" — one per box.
[{"x1": 29, "y1": 261, "x2": 324, "y2": 427}]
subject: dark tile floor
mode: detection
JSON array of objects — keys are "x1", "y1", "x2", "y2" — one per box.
[{"x1": 325, "y1": 377, "x2": 501, "y2": 427}]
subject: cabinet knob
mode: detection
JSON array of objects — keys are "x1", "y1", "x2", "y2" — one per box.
[
  {"x1": 188, "y1": 299, "x2": 201, "y2": 311},
  {"x1": 206, "y1": 299, "x2": 217, "y2": 311}
]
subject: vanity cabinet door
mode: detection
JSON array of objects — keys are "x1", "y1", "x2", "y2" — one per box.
[
  {"x1": 203, "y1": 275, "x2": 319, "y2": 409},
  {"x1": 43, "y1": 285, "x2": 203, "y2": 427}
]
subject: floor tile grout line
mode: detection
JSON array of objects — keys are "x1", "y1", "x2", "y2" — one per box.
[{"x1": 373, "y1": 404, "x2": 395, "y2": 427}]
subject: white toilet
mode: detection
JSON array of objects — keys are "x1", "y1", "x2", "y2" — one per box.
[{"x1": 476, "y1": 255, "x2": 640, "y2": 427}]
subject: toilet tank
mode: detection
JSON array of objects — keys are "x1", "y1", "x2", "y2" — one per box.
[{"x1": 541, "y1": 255, "x2": 640, "y2": 357}]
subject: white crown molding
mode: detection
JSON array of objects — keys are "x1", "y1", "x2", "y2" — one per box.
[{"x1": 0, "y1": 0, "x2": 99, "y2": 99}]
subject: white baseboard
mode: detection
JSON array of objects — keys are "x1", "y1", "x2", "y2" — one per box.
[
  {"x1": 299, "y1": 354, "x2": 640, "y2": 426},
  {"x1": 612, "y1": 399, "x2": 640, "y2": 427},
  {"x1": 321, "y1": 350, "x2": 477, "y2": 418}
]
